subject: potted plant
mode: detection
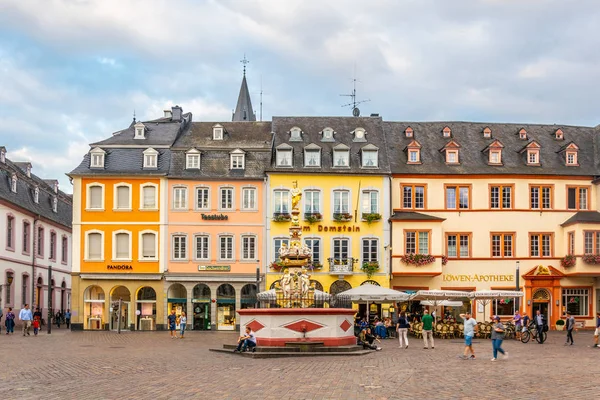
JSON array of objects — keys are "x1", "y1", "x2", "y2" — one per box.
[
  {"x1": 361, "y1": 261, "x2": 380, "y2": 278},
  {"x1": 333, "y1": 212, "x2": 353, "y2": 222},
  {"x1": 273, "y1": 213, "x2": 291, "y2": 222},
  {"x1": 561, "y1": 254, "x2": 576, "y2": 268},
  {"x1": 362, "y1": 212, "x2": 382, "y2": 225},
  {"x1": 555, "y1": 319, "x2": 565, "y2": 331}
]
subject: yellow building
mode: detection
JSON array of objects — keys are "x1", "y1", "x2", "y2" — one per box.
[{"x1": 266, "y1": 117, "x2": 391, "y2": 319}]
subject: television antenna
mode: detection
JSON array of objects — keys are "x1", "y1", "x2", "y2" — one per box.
[{"x1": 340, "y1": 74, "x2": 370, "y2": 117}]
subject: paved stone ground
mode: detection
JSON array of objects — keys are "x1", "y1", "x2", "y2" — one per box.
[{"x1": 0, "y1": 327, "x2": 598, "y2": 400}]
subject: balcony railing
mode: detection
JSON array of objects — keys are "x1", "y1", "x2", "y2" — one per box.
[{"x1": 327, "y1": 257, "x2": 358, "y2": 274}]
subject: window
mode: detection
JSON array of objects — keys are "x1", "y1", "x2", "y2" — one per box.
[
  {"x1": 408, "y1": 150, "x2": 419, "y2": 163},
  {"x1": 483, "y1": 127, "x2": 491, "y2": 138},
  {"x1": 362, "y1": 238, "x2": 378, "y2": 262},
  {"x1": 405, "y1": 127, "x2": 413, "y2": 137},
  {"x1": 401, "y1": 184, "x2": 425, "y2": 209},
  {"x1": 37, "y1": 226, "x2": 44, "y2": 257},
  {"x1": 562, "y1": 289, "x2": 589, "y2": 317},
  {"x1": 61, "y1": 236, "x2": 68, "y2": 263},
  {"x1": 445, "y1": 185, "x2": 470, "y2": 209},
  {"x1": 5, "y1": 272, "x2": 12, "y2": 305},
  {"x1": 361, "y1": 190, "x2": 379, "y2": 214},
  {"x1": 172, "y1": 235, "x2": 187, "y2": 260},
  {"x1": 143, "y1": 148, "x2": 158, "y2": 168},
  {"x1": 195, "y1": 235, "x2": 209, "y2": 260},
  {"x1": 321, "y1": 127, "x2": 334, "y2": 141},
  {"x1": 173, "y1": 187, "x2": 187, "y2": 210},
  {"x1": 405, "y1": 230, "x2": 429, "y2": 254},
  {"x1": 114, "y1": 231, "x2": 131, "y2": 260},
  {"x1": 186, "y1": 151, "x2": 200, "y2": 169},
  {"x1": 333, "y1": 238, "x2": 350, "y2": 260},
  {"x1": 219, "y1": 187, "x2": 233, "y2": 210},
  {"x1": 446, "y1": 234, "x2": 470, "y2": 258},
  {"x1": 442, "y1": 126, "x2": 451, "y2": 137},
  {"x1": 52, "y1": 197, "x2": 58, "y2": 213},
  {"x1": 34, "y1": 187, "x2": 39, "y2": 204},
  {"x1": 490, "y1": 185, "x2": 513, "y2": 209},
  {"x1": 566, "y1": 151, "x2": 578, "y2": 166},
  {"x1": 353, "y1": 128, "x2": 366, "y2": 141},
  {"x1": 213, "y1": 125, "x2": 223, "y2": 140},
  {"x1": 584, "y1": 231, "x2": 600, "y2": 255},
  {"x1": 333, "y1": 190, "x2": 350, "y2": 214},
  {"x1": 530, "y1": 233, "x2": 553, "y2": 257},
  {"x1": 555, "y1": 129, "x2": 564, "y2": 139},
  {"x1": 489, "y1": 150, "x2": 501, "y2": 164},
  {"x1": 518, "y1": 128, "x2": 527, "y2": 140},
  {"x1": 49, "y1": 231, "x2": 56, "y2": 260},
  {"x1": 90, "y1": 148, "x2": 105, "y2": 168},
  {"x1": 305, "y1": 238, "x2": 321, "y2": 264},
  {"x1": 87, "y1": 184, "x2": 104, "y2": 210},
  {"x1": 361, "y1": 150, "x2": 378, "y2": 167},
  {"x1": 140, "y1": 232, "x2": 156, "y2": 260},
  {"x1": 527, "y1": 150, "x2": 539, "y2": 165},
  {"x1": 196, "y1": 187, "x2": 209, "y2": 210},
  {"x1": 274, "y1": 238, "x2": 289, "y2": 261},
  {"x1": 274, "y1": 190, "x2": 290, "y2": 214},
  {"x1": 304, "y1": 148, "x2": 321, "y2": 167},
  {"x1": 491, "y1": 233, "x2": 515, "y2": 258},
  {"x1": 10, "y1": 174, "x2": 17, "y2": 193},
  {"x1": 241, "y1": 236, "x2": 256, "y2": 260},
  {"x1": 230, "y1": 151, "x2": 245, "y2": 169},
  {"x1": 493, "y1": 298, "x2": 516, "y2": 316},
  {"x1": 6, "y1": 215, "x2": 14, "y2": 250},
  {"x1": 446, "y1": 150, "x2": 459, "y2": 164},
  {"x1": 333, "y1": 149, "x2": 350, "y2": 167},
  {"x1": 529, "y1": 185, "x2": 552, "y2": 209},
  {"x1": 290, "y1": 127, "x2": 302, "y2": 141},
  {"x1": 567, "y1": 186, "x2": 588, "y2": 210},
  {"x1": 115, "y1": 185, "x2": 131, "y2": 210},
  {"x1": 22, "y1": 275, "x2": 29, "y2": 307},
  {"x1": 141, "y1": 184, "x2": 157, "y2": 209},
  {"x1": 276, "y1": 149, "x2": 292, "y2": 167},
  {"x1": 242, "y1": 187, "x2": 256, "y2": 210},
  {"x1": 568, "y1": 232, "x2": 575, "y2": 255},
  {"x1": 219, "y1": 236, "x2": 233, "y2": 260},
  {"x1": 134, "y1": 122, "x2": 145, "y2": 139},
  {"x1": 22, "y1": 221, "x2": 30, "y2": 254},
  {"x1": 86, "y1": 232, "x2": 102, "y2": 260},
  {"x1": 304, "y1": 190, "x2": 320, "y2": 214}
]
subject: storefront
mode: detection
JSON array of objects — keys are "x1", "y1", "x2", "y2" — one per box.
[
  {"x1": 192, "y1": 284, "x2": 211, "y2": 331},
  {"x1": 216, "y1": 283, "x2": 236, "y2": 331},
  {"x1": 84, "y1": 285, "x2": 105, "y2": 330},
  {"x1": 110, "y1": 286, "x2": 131, "y2": 331},
  {"x1": 240, "y1": 284, "x2": 258, "y2": 309},
  {"x1": 136, "y1": 286, "x2": 157, "y2": 330},
  {"x1": 167, "y1": 283, "x2": 187, "y2": 330}
]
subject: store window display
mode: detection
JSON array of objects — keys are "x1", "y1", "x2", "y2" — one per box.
[
  {"x1": 84, "y1": 285, "x2": 105, "y2": 330},
  {"x1": 136, "y1": 286, "x2": 157, "y2": 330},
  {"x1": 217, "y1": 283, "x2": 236, "y2": 331}
]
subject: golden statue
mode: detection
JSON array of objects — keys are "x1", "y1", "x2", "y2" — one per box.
[{"x1": 291, "y1": 187, "x2": 302, "y2": 210}]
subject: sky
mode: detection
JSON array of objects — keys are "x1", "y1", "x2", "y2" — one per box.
[{"x1": 1, "y1": 0, "x2": 599, "y2": 193}]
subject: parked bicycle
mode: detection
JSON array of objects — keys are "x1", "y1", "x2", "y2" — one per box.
[{"x1": 521, "y1": 321, "x2": 547, "y2": 343}]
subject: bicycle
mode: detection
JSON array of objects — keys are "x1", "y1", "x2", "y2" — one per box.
[{"x1": 520, "y1": 321, "x2": 547, "y2": 344}]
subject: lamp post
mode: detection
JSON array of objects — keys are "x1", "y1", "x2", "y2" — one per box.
[
  {"x1": 47, "y1": 263, "x2": 52, "y2": 334},
  {"x1": 515, "y1": 261, "x2": 520, "y2": 312}
]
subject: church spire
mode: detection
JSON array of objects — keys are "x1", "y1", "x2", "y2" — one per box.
[{"x1": 232, "y1": 55, "x2": 256, "y2": 122}]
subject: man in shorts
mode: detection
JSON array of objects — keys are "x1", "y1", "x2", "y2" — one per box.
[
  {"x1": 460, "y1": 311, "x2": 478, "y2": 359},
  {"x1": 168, "y1": 309, "x2": 177, "y2": 339},
  {"x1": 594, "y1": 312, "x2": 600, "y2": 348}
]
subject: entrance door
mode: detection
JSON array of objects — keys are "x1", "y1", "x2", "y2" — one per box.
[
  {"x1": 193, "y1": 303, "x2": 210, "y2": 330},
  {"x1": 532, "y1": 302, "x2": 549, "y2": 320},
  {"x1": 110, "y1": 302, "x2": 129, "y2": 331}
]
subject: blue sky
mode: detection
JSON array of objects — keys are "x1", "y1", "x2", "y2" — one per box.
[{"x1": 1, "y1": 0, "x2": 599, "y2": 192}]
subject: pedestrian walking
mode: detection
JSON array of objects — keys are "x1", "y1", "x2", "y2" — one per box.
[
  {"x1": 490, "y1": 316, "x2": 507, "y2": 361},
  {"x1": 179, "y1": 312, "x2": 187, "y2": 339},
  {"x1": 5, "y1": 307, "x2": 15, "y2": 334},
  {"x1": 421, "y1": 309, "x2": 434, "y2": 349},
  {"x1": 0, "y1": 307, "x2": 2, "y2": 334},
  {"x1": 33, "y1": 308, "x2": 42, "y2": 326},
  {"x1": 460, "y1": 311, "x2": 478, "y2": 360},
  {"x1": 32, "y1": 318, "x2": 40, "y2": 335},
  {"x1": 55, "y1": 311, "x2": 62, "y2": 328},
  {"x1": 593, "y1": 312, "x2": 599, "y2": 348},
  {"x1": 65, "y1": 309, "x2": 71, "y2": 329},
  {"x1": 168, "y1": 309, "x2": 177, "y2": 339},
  {"x1": 565, "y1": 312, "x2": 575, "y2": 345},
  {"x1": 19, "y1": 304, "x2": 33, "y2": 336},
  {"x1": 534, "y1": 310, "x2": 547, "y2": 344},
  {"x1": 396, "y1": 311, "x2": 410, "y2": 349},
  {"x1": 513, "y1": 311, "x2": 522, "y2": 340}
]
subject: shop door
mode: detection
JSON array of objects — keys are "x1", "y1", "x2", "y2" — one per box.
[
  {"x1": 532, "y1": 302, "x2": 549, "y2": 320},
  {"x1": 193, "y1": 303, "x2": 210, "y2": 330},
  {"x1": 110, "y1": 302, "x2": 129, "y2": 331}
]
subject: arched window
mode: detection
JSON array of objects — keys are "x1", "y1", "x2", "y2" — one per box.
[{"x1": 329, "y1": 280, "x2": 351, "y2": 296}]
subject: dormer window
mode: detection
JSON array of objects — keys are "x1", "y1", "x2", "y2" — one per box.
[
  {"x1": 10, "y1": 174, "x2": 17, "y2": 193},
  {"x1": 562, "y1": 142, "x2": 579, "y2": 166},
  {"x1": 353, "y1": 128, "x2": 367, "y2": 142},
  {"x1": 566, "y1": 151, "x2": 577, "y2": 165},
  {"x1": 185, "y1": 149, "x2": 201, "y2": 169},
  {"x1": 555, "y1": 129, "x2": 564, "y2": 140},
  {"x1": 321, "y1": 127, "x2": 335, "y2": 142},
  {"x1": 230, "y1": 149, "x2": 245, "y2": 169},
  {"x1": 442, "y1": 126, "x2": 452, "y2": 138},
  {"x1": 34, "y1": 186, "x2": 39, "y2": 203},
  {"x1": 143, "y1": 148, "x2": 158, "y2": 169},
  {"x1": 405, "y1": 140, "x2": 422, "y2": 165},
  {"x1": 304, "y1": 144, "x2": 321, "y2": 167},
  {"x1": 518, "y1": 128, "x2": 527, "y2": 140},
  {"x1": 0, "y1": 147, "x2": 5, "y2": 163},
  {"x1": 52, "y1": 196, "x2": 58, "y2": 213},
  {"x1": 521, "y1": 140, "x2": 541, "y2": 166},
  {"x1": 484, "y1": 139, "x2": 504, "y2": 165},
  {"x1": 26, "y1": 164, "x2": 32, "y2": 177},
  {"x1": 289, "y1": 127, "x2": 303, "y2": 142},
  {"x1": 90, "y1": 147, "x2": 106, "y2": 169},
  {"x1": 440, "y1": 140, "x2": 460, "y2": 164},
  {"x1": 361, "y1": 144, "x2": 379, "y2": 168},
  {"x1": 134, "y1": 122, "x2": 146, "y2": 139},
  {"x1": 333, "y1": 144, "x2": 350, "y2": 167},
  {"x1": 483, "y1": 127, "x2": 492, "y2": 138},
  {"x1": 405, "y1": 127, "x2": 414, "y2": 138},
  {"x1": 276, "y1": 145, "x2": 293, "y2": 167},
  {"x1": 213, "y1": 124, "x2": 224, "y2": 140}
]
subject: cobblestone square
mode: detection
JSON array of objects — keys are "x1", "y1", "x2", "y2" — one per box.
[{"x1": 1, "y1": 328, "x2": 598, "y2": 400}]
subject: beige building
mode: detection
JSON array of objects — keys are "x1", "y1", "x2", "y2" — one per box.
[{"x1": 385, "y1": 122, "x2": 600, "y2": 328}]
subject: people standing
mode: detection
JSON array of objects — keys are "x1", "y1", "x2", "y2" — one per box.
[
  {"x1": 490, "y1": 316, "x2": 507, "y2": 361},
  {"x1": 460, "y1": 311, "x2": 478, "y2": 360},
  {"x1": 19, "y1": 304, "x2": 33, "y2": 336},
  {"x1": 593, "y1": 312, "x2": 599, "y2": 348},
  {"x1": 513, "y1": 311, "x2": 522, "y2": 340},
  {"x1": 5, "y1": 307, "x2": 15, "y2": 334},
  {"x1": 168, "y1": 309, "x2": 177, "y2": 339},
  {"x1": 55, "y1": 310, "x2": 62, "y2": 328},
  {"x1": 65, "y1": 309, "x2": 71, "y2": 329},
  {"x1": 179, "y1": 312, "x2": 187, "y2": 339},
  {"x1": 521, "y1": 312, "x2": 530, "y2": 338},
  {"x1": 534, "y1": 310, "x2": 547, "y2": 344},
  {"x1": 565, "y1": 312, "x2": 575, "y2": 345},
  {"x1": 396, "y1": 311, "x2": 410, "y2": 349},
  {"x1": 421, "y1": 309, "x2": 434, "y2": 349}
]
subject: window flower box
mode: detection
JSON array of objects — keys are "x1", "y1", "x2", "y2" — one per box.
[
  {"x1": 333, "y1": 212, "x2": 353, "y2": 222},
  {"x1": 561, "y1": 254, "x2": 576, "y2": 268},
  {"x1": 273, "y1": 213, "x2": 291, "y2": 222},
  {"x1": 361, "y1": 213, "x2": 382, "y2": 225},
  {"x1": 401, "y1": 253, "x2": 436, "y2": 266},
  {"x1": 361, "y1": 261, "x2": 379, "y2": 278},
  {"x1": 304, "y1": 212, "x2": 323, "y2": 224},
  {"x1": 582, "y1": 254, "x2": 600, "y2": 265}
]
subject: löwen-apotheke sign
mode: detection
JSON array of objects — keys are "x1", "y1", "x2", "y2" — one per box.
[{"x1": 442, "y1": 274, "x2": 514, "y2": 282}]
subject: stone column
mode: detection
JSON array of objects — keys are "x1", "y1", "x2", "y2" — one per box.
[
  {"x1": 234, "y1": 284, "x2": 242, "y2": 331},
  {"x1": 210, "y1": 283, "x2": 218, "y2": 331}
]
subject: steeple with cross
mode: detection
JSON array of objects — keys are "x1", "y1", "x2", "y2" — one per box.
[{"x1": 232, "y1": 55, "x2": 256, "y2": 121}]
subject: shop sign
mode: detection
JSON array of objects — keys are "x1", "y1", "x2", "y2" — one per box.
[
  {"x1": 301, "y1": 225, "x2": 361, "y2": 233},
  {"x1": 198, "y1": 265, "x2": 231, "y2": 271},
  {"x1": 442, "y1": 274, "x2": 514, "y2": 282},
  {"x1": 201, "y1": 214, "x2": 229, "y2": 221},
  {"x1": 107, "y1": 264, "x2": 133, "y2": 270}
]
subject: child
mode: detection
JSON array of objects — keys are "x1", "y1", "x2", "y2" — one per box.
[{"x1": 33, "y1": 318, "x2": 40, "y2": 336}]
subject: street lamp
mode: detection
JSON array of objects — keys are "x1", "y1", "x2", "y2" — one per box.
[{"x1": 515, "y1": 261, "x2": 520, "y2": 312}]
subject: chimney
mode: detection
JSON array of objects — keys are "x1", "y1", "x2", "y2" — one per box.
[
  {"x1": 0, "y1": 146, "x2": 6, "y2": 163},
  {"x1": 26, "y1": 164, "x2": 31, "y2": 178},
  {"x1": 164, "y1": 109, "x2": 173, "y2": 119},
  {"x1": 171, "y1": 105, "x2": 182, "y2": 122}
]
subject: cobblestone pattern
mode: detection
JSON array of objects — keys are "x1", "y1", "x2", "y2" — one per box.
[{"x1": 0, "y1": 328, "x2": 598, "y2": 400}]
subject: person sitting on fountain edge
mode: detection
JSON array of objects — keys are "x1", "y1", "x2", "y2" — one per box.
[
  {"x1": 358, "y1": 328, "x2": 382, "y2": 351},
  {"x1": 234, "y1": 326, "x2": 257, "y2": 353}
]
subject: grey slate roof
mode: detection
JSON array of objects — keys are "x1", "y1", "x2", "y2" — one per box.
[
  {"x1": 390, "y1": 211, "x2": 445, "y2": 222},
  {"x1": 232, "y1": 75, "x2": 256, "y2": 122},
  {"x1": 169, "y1": 122, "x2": 272, "y2": 179},
  {"x1": 269, "y1": 116, "x2": 391, "y2": 174},
  {"x1": 69, "y1": 148, "x2": 171, "y2": 176},
  {"x1": 561, "y1": 211, "x2": 600, "y2": 227},
  {"x1": 0, "y1": 156, "x2": 72, "y2": 228},
  {"x1": 384, "y1": 121, "x2": 600, "y2": 175}
]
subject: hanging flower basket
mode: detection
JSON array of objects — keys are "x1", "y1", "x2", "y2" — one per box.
[
  {"x1": 582, "y1": 254, "x2": 600, "y2": 264},
  {"x1": 560, "y1": 254, "x2": 576, "y2": 268},
  {"x1": 441, "y1": 255, "x2": 448, "y2": 266},
  {"x1": 361, "y1": 213, "x2": 382, "y2": 225},
  {"x1": 273, "y1": 213, "x2": 291, "y2": 222},
  {"x1": 333, "y1": 212, "x2": 353, "y2": 222},
  {"x1": 361, "y1": 261, "x2": 380, "y2": 278},
  {"x1": 401, "y1": 253, "x2": 435, "y2": 266}
]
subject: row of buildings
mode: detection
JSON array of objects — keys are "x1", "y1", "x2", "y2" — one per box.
[{"x1": 8, "y1": 73, "x2": 599, "y2": 331}]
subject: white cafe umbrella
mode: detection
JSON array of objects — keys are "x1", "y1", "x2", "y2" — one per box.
[
  {"x1": 410, "y1": 290, "x2": 473, "y2": 304},
  {"x1": 256, "y1": 289, "x2": 331, "y2": 302},
  {"x1": 337, "y1": 284, "x2": 410, "y2": 321},
  {"x1": 469, "y1": 290, "x2": 524, "y2": 307},
  {"x1": 420, "y1": 300, "x2": 464, "y2": 307}
]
